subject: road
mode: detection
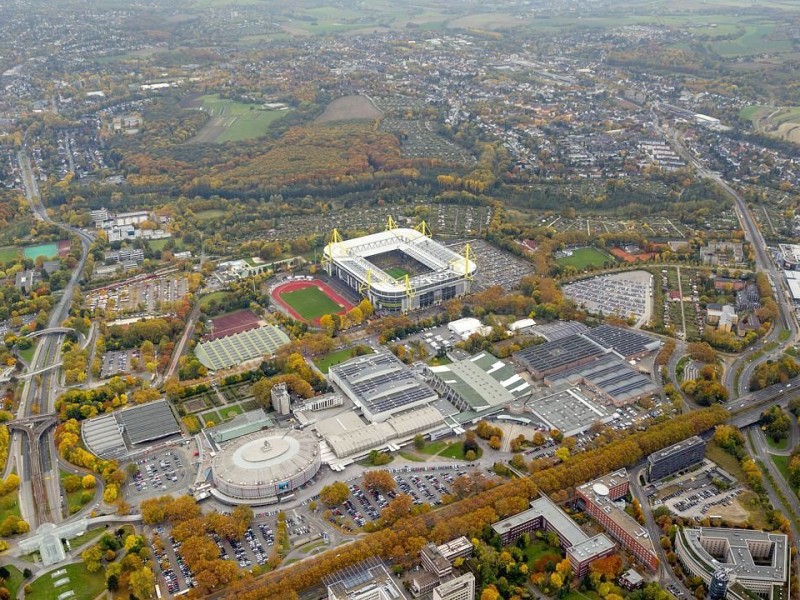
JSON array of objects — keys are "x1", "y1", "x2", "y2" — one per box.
[
  {"x1": 665, "y1": 125, "x2": 798, "y2": 399},
  {"x1": 16, "y1": 143, "x2": 94, "y2": 529},
  {"x1": 746, "y1": 427, "x2": 800, "y2": 587},
  {"x1": 629, "y1": 464, "x2": 693, "y2": 597}
]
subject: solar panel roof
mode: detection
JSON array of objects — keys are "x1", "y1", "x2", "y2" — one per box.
[
  {"x1": 119, "y1": 399, "x2": 180, "y2": 445},
  {"x1": 195, "y1": 325, "x2": 289, "y2": 371}
]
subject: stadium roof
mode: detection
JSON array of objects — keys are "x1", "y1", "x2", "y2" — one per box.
[
  {"x1": 427, "y1": 352, "x2": 531, "y2": 412},
  {"x1": 323, "y1": 228, "x2": 476, "y2": 294},
  {"x1": 514, "y1": 334, "x2": 607, "y2": 377},
  {"x1": 195, "y1": 325, "x2": 289, "y2": 371},
  {"x1": 547, "y1": 354, "x2": 658, "y2": 404},
  {"x1": 329, "y1": 351, "x2": 437, "y2": 421},
  {"x1": 582, "y1": 324, "x2": 661, "y2": 359},
  {"x1": 119, "y1": 399, "x2": 181, "y2": 445}
]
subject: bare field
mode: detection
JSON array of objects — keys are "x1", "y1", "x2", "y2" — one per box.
[
  {"x1": 446, "y1": 12, "x2": 526, "y2": 30},
  {"x1": 317, "y1": 95, "x2": 383, "y2": 123},
  {"x1": 776, "y1": 122, "x2": 800, "y2": 144}
]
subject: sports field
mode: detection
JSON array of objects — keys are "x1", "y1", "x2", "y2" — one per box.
[
  {"x1": 555, "y1": 247, "x2": 613, "y2": 270},
  {"x1": 272, "y1": 279, "x2": 355, "y2": 323},
  {"x1": 384, "y1": 267, "x2": 410, "y2": 279},
  {"x1": 281, "y1": 287, "x2": 344, "y2": 320}
]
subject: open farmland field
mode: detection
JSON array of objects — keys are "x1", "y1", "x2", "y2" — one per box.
[
  {"x1": 317, "y1": 95, "x2": 383, "y2": 123},
  {"x1": 188, "y1": 94, "x2": 289, "y2": 144},
  {"x1": 741, "y1": 105, "x2": 800, "y2": 144}
]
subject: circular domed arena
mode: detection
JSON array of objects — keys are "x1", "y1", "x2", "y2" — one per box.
[{"x1": 211, "y1": 429, "x2": 320, "y2": 502}]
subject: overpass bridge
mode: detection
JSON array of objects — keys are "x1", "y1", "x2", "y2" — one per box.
[
  {"x1": 18, "y1": 362, "x2": 62, "y2": 379},
  {"x1": 24, "y1": 327, "x2": 75, "y2": 339}
]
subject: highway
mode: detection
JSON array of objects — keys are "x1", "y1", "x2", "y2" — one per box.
[
  {"x1": 665, "y1": 125, "x2": 798, "y2": 399},
  {"x1": 15, "y1": 144, "x2": 94, "y2": 529}
]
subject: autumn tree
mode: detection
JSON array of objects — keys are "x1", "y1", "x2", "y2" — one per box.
[
  {"x1": 362, "y1": 471, "x2": 396, "y2": 494},
  {"x1": 320, "y1": 481, "x2": 349, "y2": 507}
]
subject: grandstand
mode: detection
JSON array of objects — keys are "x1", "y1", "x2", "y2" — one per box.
[{"x1": 322, "y1": 221, "x2": 477, "y2": 312}]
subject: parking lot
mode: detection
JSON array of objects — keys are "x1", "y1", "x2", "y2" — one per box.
[
  {"x1": 126, "y1": 449, "x2": 192, "y2": 500},
  {"x1": 100, "y1": 349, "x2": 137, "y2": 378},
  {"x1": 86, "y1": 274, "x2": 190, "y2": 317},
  {"x1": 446, "y1": 238, "x2": 536, "y2": 292},
  {"x1": 562, "y1": 270, "x2": 653, "y2": 324},
  {"x1": 328, "y1": 467, "x2": 464, "y2": 529},
  {"x1": 151, "y1": 510, "x2": 320, "y2": 595}
]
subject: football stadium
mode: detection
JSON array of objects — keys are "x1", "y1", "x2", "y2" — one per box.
[{"x1": 322, "y1": 223, "x2": 477, "y2": 312}]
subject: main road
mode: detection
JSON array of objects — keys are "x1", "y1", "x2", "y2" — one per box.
[
  {"x1": 15, "y1": 144, "x2": 94, "y2": 529},
  {"x1": 665, "y1": 124, "x2": 798, "y2": 397}
]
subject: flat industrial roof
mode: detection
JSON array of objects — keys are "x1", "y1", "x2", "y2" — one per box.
[
  {"x1": 583, "y1": 324, "x2": 660, "y2": 358},
  {"x1": 528, "y1": 320, "x2": 590, "y2": 342},
  {"x1": 648, "y1": 436, "x2": 705, "y2": 465},
  {"x1": 525, "y1": 385, "x2": 613, "y2": 436},
  {"x1": 118, "y1": 399, "x2": 181, "y2": 446},
  {"x1": 515, "y1": 334, "x2": 607, "y2": 376},
  {"x1": 548, "y1": 354, "x2": 658, "y2": 404},
  {"x1": 427, "y1": 352, "x2": 530, "y2": 411},
  {"x1": 330, "y1": 351, "x2": 437, "y2": 418}
]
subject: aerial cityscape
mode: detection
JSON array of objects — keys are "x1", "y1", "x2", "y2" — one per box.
[{"x1": 0, "y1": 0, "x2": 799, "y2": 599}]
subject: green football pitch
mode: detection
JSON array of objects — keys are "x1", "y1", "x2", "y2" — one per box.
[
  {"x1": 384, "y1": 267, "x2": 410, "y2": 279},
  {"x1": 280, "y1": 286, "x2": 344, "y2": 320}
]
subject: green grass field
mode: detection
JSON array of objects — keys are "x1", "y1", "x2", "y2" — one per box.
[
  {"x1": 771, "y1": 454, "x2": 790, "y2": 482},
  {"x1": 191, "y1": 94, "x2": 289, "y2": 143},
  {"x1": 28, "y1": 562, "x2": 105, "y2": 600},
  {"x1": 200, "y1": 290, "x2": 234, "y2": 311},
  {"x1": 314, "y1": 347, "x2": 373, "y2": 373},
  {"x1": 0, "y1": 247, "x2": 20, "y2": 264},
  {"x1": 439, "y1": 442, "x2": 482, "y2": 460},
  {"x1": 280, "y1": 286, "x2": 344, "y2": 321},
  {"x1": 147, "y1": 237, "x2": 184, "y2": 252},
  {"x1": 201, "y1": 410, "x2": 222, "y2": 426},
  {"x1": 556, "y1": 247, "x2": 612, "y2": 270},
  {"x1": 0, "y1": 565, "x2": 24, "y2": 599},
  {"x1": 19, "y1": 343, "x2": 36, "y2": 365},
  {"x1": 711, "y1": 24, "x2": 791, "y2": 57},
  {"x1": 384, "y1": 267, "x2": 410, "y2": 279},
  {"x1": 766, "y1": 436, "x2": 789, "y2": 451},
  {"x1": 60, "y1": 470, "x2": 93, "y2": 515},
  {"x1": 523, "y1": 539, "x2": 562, "y2": 568},
  {"x1": 0, "y1": 489, "x2": 21, "y2": 523},
  {"x1": 219, "y1": 404, "x2": 244, "y2": 420},
  {"x1": 196, "y1": 209, "x2": 226, "y2": 220}
]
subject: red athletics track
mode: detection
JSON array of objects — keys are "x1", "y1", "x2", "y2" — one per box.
[{"x1": 271, "y1": 279, "x2": 355, "y2": 325}]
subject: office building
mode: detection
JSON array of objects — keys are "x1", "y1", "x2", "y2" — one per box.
[
  {"x1": 647, "y1": 436, "x2": 706, "y2": 481},
  {"x1": 576, "y1": 469, "x2": 660, "y2": 572},
  {"x1": 433, "y1": 573, "x2": 476, "y2": 600},
  {"x1": 492, "y1": 494, "x2": 615, "y2": 576},
  {"x1": 676, "y1": 528, "x2": 788, "y2": 600}
]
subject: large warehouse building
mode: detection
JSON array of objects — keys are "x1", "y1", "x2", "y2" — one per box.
[
  {"x1": 322, "y1": 226, "x2": 477, "y2": 312},
  {"x1": 328, "y1": 351, "x2": 438, "y2": 422}
]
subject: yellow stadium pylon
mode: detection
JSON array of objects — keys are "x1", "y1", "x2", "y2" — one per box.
[
  {"x1": 414, "y1": 220, "x2": 432, "y2": 238},
  {"x1": 359, "y1": 269, "x2": 372, "y2": 297},
  {"x1": 386, "y1": 216, "x2": 398, "y2": 231}
]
